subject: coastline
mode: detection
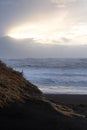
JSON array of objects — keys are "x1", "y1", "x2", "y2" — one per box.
[{"x1": 1, "y1": 61, "x2": 87, "y2": 129}]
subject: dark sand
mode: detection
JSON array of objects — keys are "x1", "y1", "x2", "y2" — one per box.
[
  {"x1": 45, "y1": 94, "x2": 87, "y2": 116},
  {"x1": 45, "y1": 94, "x2": 87, "y2": 104}
]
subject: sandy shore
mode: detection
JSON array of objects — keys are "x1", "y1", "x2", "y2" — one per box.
[
  {"x1": 45, "y1": 94, "x2": 87, "y2": 116},
  {"x1": 45, "y1": 94, "x2": 87, "y2": 105}
]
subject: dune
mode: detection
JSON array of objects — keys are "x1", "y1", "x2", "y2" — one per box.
[{"x1": 0, "y1": 60, "x2": 87, "y2": 130}]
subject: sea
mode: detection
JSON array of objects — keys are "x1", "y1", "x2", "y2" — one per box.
[{"x1": 2, "y1": 58, "x2": 87, "y2": 94}]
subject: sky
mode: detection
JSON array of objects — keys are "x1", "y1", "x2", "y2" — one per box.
[{"x1": 0, "y1": 0, "x2": 87, "y2": 58}]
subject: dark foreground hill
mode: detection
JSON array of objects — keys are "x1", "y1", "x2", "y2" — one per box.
[{"x1": 0, "y1": 60, "x2": 87, "y2": 130}]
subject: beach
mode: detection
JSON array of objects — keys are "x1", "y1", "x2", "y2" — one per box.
[
  {"x1": 45, "y1": 94, "x2": 87, "y2": 104},
  {"x1": 45, "y1": 94, "x2": 87, "y2": 116}
]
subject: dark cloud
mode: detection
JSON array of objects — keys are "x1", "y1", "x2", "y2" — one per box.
[{"x1": 0, "y1": 36, "x2": 87, "y2": 59}]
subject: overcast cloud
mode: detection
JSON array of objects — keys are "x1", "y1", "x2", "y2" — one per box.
[{"x1": 0, "y1": 0, "x2": 87, "y2": 58}]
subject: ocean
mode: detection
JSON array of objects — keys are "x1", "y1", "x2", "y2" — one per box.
[{"x1": 3, "y1": 58, "x2": 87, "y2": 94}]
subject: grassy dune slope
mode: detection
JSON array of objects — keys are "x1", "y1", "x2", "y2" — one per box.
[{"x1": 0, "y1": 61, "x2": 42, "y2": 107}]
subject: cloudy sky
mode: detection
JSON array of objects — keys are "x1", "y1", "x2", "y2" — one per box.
[{"x1": 0, "y1": 0, "x2": 87, "y2": 58}]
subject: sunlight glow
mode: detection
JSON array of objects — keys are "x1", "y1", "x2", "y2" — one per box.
[
  {"x1": 7, "y1": 20, "x2": 67, "y2": 43},
  {"x1": 7, "y1": 12, "x2": 71, "y2": 44},
  {"x1": 7, "y1": 20, "x2": 87, "y2": 45}
]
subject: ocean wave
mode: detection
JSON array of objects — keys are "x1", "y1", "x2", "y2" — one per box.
[{"x1": 3, "y1": 58, "x2": 87, "y2": 69}]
